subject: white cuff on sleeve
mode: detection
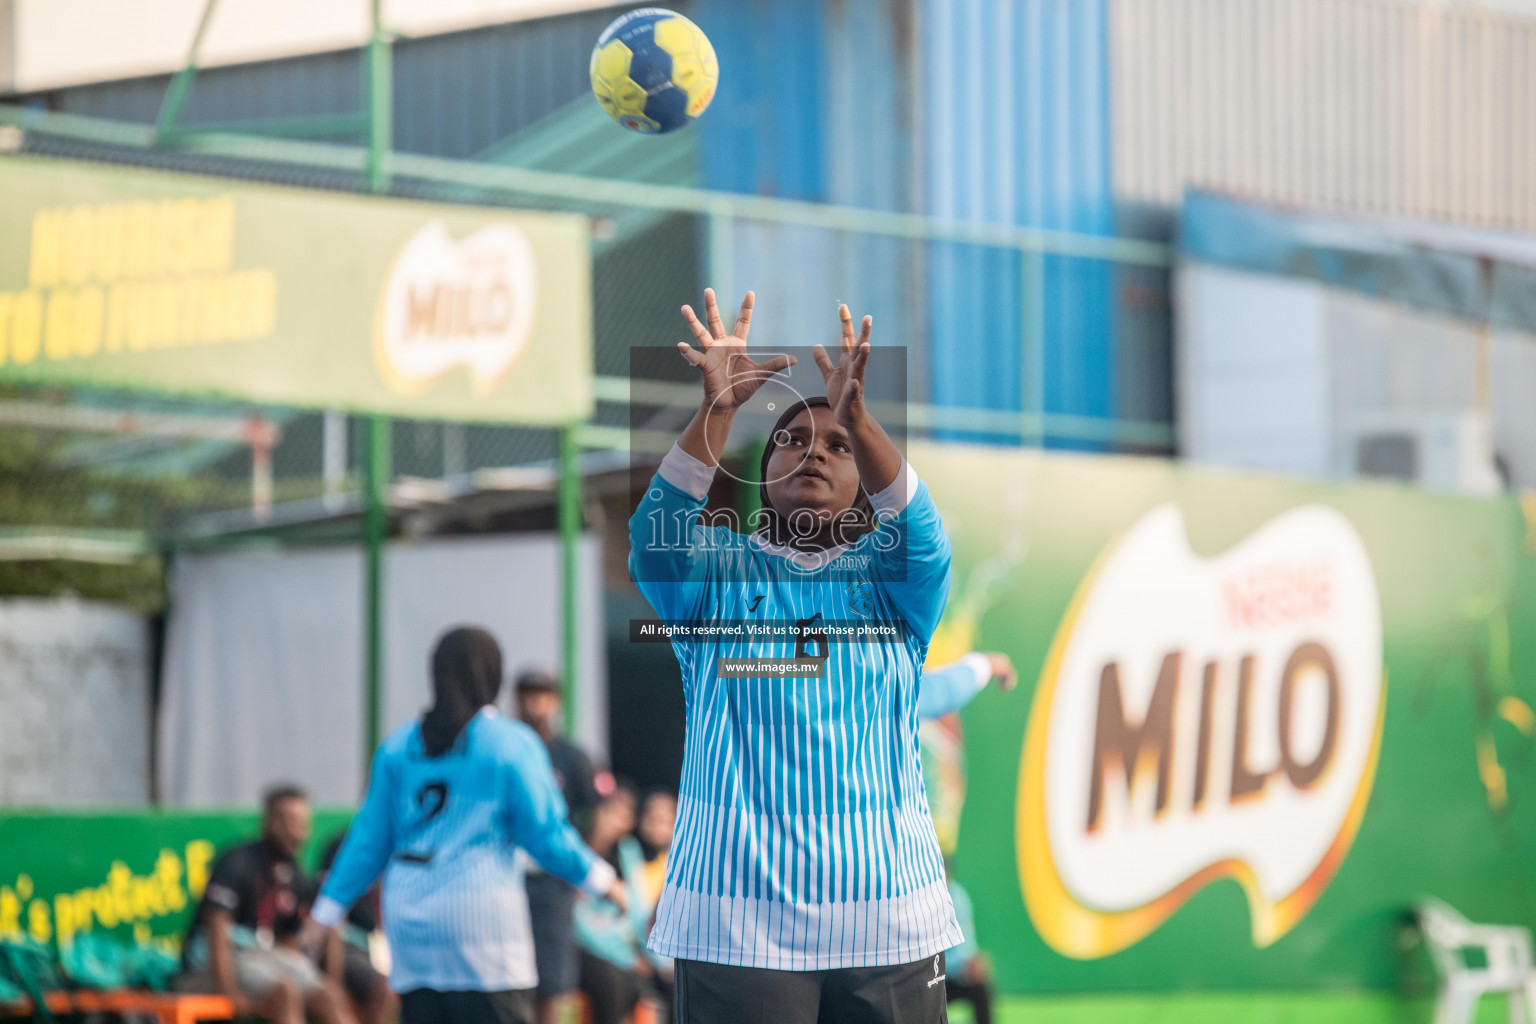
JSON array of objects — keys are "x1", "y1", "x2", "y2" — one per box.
[
  {"x1": 580, "y1": 857, "x2": 618, "y2": 898},
  {"x1": 310, "y1": 895, "x2": 346, "y2": 929},
  {"x1": 864, "y1": 459, "x2": 920, "y2": 515},
  {"x1": 959, "y1": 652, "x2": 994, "y2": 691},
  {"x1": 658, "y1": 443, "x2": 717, "y2": 501}
]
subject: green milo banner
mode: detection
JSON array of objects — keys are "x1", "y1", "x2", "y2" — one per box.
[
  {"x1": 1, "y1": 444, "x2": 1533, "y2": 1000},
  {"x1": 911, "y1": 442, "x2": 1536, "y2": 994},
  {"x1": 0, "y1": 811, "x2": 352, "y2": 955},
  {"x1": 0, "y1": 154, "x2": 591, "y2": 423}
]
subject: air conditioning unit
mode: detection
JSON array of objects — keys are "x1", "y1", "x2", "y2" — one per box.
[{"x1": 1343, "y1": 411, "x2": 1503, "y2": 496}]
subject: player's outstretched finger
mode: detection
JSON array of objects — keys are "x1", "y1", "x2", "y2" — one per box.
[
  {"x1": 704, "y1": 288, "x2": 726, "y2": 339},
  {"x1": 681, "y1": 305, "x2": 712, "y2": 347},
  {"x1": 812, "y1": 344, "x2": 837, "y2": 377},
  {"x1": 677, "y1": 341, "x2": 705, "y2": 367},
  {"x1": 759, "y1": 354, "x2": 796, "y2": 375},
  {"x1": 858, "y1": 314, "x2": 872, "y2": 347},
  {"x1": 838, "y1": 304, "x2": 856, "y2": 350},
  {"x1": 733, "y1": 291, "x2": 755, "y2": 339},
  {"x1": 850, "y1": 341, "x2": 870, "y2": 382},
  {"x1": 842, "y1": 378, "x2": 863, "y2": 414}
]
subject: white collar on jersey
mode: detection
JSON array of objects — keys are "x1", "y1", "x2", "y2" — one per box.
[{"x1": 747, "y1": 530, "x2": 852, "y2": 571}]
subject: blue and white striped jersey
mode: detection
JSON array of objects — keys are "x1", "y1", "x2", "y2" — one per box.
[
  {"x1": 628, "y1": 444, "x2": 964, "y2": 970},
  {"x1": 313, "y1": 708, "x2": 615, "y2": 993}
]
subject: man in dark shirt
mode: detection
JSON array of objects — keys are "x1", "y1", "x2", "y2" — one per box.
[
  {"x1": 515, "y1": 670, "x2": 600, "y2": 1024},
  {"x1": 178, "y1": 785, "x2": 355, "y2": 1024}
]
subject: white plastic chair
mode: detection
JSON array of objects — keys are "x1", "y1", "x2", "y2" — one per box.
[{"x1": 1418, "y1": 899, "x2": 1536, "y2": 1024}]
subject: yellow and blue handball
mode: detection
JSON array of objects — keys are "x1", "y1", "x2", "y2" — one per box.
[{"x1": 590, "y1": 8, "x2": 718, "y2": 134}]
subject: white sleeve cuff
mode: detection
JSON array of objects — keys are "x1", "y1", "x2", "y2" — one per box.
[
  {"x1": 959, "y1": 652, "x2": 994, "y2": 692},
  {"x1": 864, "y1": 459, "x2": 920, "y2": 515},
  {"x1": 310, "y1": 895, "x2": 346, "y2": 928},
  {"x1": 580, "y1": 857, "x2": 618, "y2": 897},
  {"x1": 658, "y1": 443, "x2": 716, "y2": 501}
]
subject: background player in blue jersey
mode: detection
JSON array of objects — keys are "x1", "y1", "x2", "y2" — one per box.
[
  {"x1": 301, "y1": 627, "x2": 627, "y2": 1024},
  {"x1": 918, "y1": 652, "x2": 1018, "y2": 720},
  {"x1": 629, "y1": 289, "x2": 961, "y2": 1024}
]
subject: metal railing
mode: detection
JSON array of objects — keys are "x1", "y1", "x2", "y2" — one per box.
[{"x1": 0, "y1": 102, "x2": 1176, "y2": 453}]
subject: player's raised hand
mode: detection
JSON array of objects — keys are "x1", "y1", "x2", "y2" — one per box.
[
  {"x1": 604, "y1": 877, "x2": 630, "y2": 914},
  {"x1": 678, "y1": 289, "x2": 795, "y2": 410},
  {"x1": 297, "y1": 917, "x2": 335, "y2": 959},
  {"x1": 984, "y1": 652, "x2": 1019, "y2": 692},
  {"x1": 813, "y1": 304, "x2": 872, "y2": 428}
]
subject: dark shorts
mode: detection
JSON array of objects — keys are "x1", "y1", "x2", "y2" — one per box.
[
  {"x1": 578, "y1": 950, "x2": 641, "y2": 1024},
  {"x1": 399, "y1": 988, "x2": 536, "y2": 1024},
  {"x1": 525, "y1": 871, "x2": 578, "y2": 999},
  {"x1": 672, "y1": 954, "x2": 948, "y2": 1024}
]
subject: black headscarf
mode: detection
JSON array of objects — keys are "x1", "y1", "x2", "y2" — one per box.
[
  {"x1": 420, "y1": 627, "x2": 504, "y2": 757},
  {"x1": 755, "y1": 396, "x2": 876, "y2": 548}
]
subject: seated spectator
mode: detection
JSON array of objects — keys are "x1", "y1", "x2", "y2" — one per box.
[
  {"x1": 516, "y1": 669, "x2": 601, "y2": 1024},
  {"x1": 574, "y1": 786, "x2": 648, "y2": 1024},
  {"x1": 177, "y1": 785, "x2": 355, "y2": 1024},
  {"x1": 634, "y1": 789, "x2": 677, "y2": 1018},
  {"x1": 319, "y1": 832, "x2": 397, "y2": 1024},
  {"x1": 635, "y1": 789, "x2": 676, "y2": 915}
]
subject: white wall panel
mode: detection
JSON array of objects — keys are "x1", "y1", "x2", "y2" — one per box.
[{"x1": 1114, "y1": 0, "x2": 1536, "y2": 230}]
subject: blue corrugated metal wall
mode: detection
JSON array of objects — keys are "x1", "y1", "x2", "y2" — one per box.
[
  {"x1": 694, "y1": 0, "x2": 827, "y2": 201},
  {"x1": 18, "y1": 7, "x2": 652, "y2": 159},
  {"x1": 30, "y1": 49, "x2": 361, "y2": 128},
  {"x1": 690, "y1": 0, "x2": 924, "y2": 390},
  {"x1": 691, "y1": 0, "x2": 1117, "y2": 435},
  {"x1": 923, "y1": 0, "x2": 1115, "y2": 442}
]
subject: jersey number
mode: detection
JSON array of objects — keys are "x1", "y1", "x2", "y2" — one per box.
[
  {"x1": 416, "y1": 781, "x2": 449, "y2": 824},
  {"x1": 795, "y1": 612, "x2": 828, "y2": 659},
  {"x1": 397, "y1": 781, "x2": 449, "y2": 865}
]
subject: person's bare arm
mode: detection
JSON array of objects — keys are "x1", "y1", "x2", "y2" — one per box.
[
  {"x1": 675, "y1": 289, "x2": 795, "y2": 467},
  {"x1": 676, "y1": 402, "x2": 738, "y2": 472},
  {"x1": 205, "y1": 910, "x2": 251, "y2": 1015},
  {"x1": 813, "y1": 306, "x2": 902, "y2": 495},
  {"x1": 984, "y1": 652, "x2": 1019, "y2": 692},
  {"x1": 323, "y1": 928, "x2": 346, "y2": 985}
]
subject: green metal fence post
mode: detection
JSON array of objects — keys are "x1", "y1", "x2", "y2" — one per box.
[
  {"x1": 366, "y1": 0, "x2": 392, "y2": 194},
  {"x1": 363, "y1": 415, "x2": 390, "y2": 765},
  {"x1": 738, "y1": 437, "x2": 765, "y2": 530},
  {"x1": 154, "y1": 0, "x2": 222, "y2": 143},
  {"x1": 362, "y1": 0, "x2": 393, "y2": 779},
  {"x1": 558, "y1": 425, "x2": 582, "y2": 739}
]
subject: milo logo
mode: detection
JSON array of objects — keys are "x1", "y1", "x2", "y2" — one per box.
[
  {"x1": 374, "y1": 220, "x2": 537, "y2": 395},
  {"x1": 1018, "y1": 504, "x2": 1384, "y2": 958}
]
